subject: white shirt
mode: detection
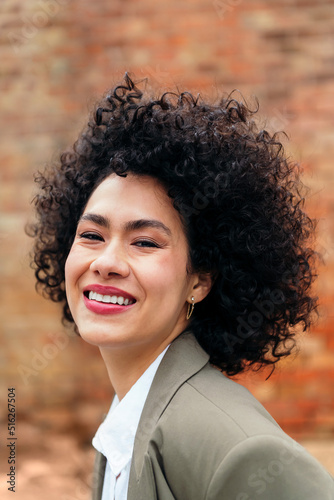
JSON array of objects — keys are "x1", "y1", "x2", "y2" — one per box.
[{"x1": 92, "y1": 347, "x2": 169, "y2": 500}]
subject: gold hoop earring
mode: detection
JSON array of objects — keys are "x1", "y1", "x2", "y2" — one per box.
[{"x1": 186, "y1": 296, "x2": 195, "y2": 320}]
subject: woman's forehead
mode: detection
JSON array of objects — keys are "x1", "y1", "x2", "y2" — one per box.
[{"x1": 84, "y1": 173, "x2": 185, "y2": 235}]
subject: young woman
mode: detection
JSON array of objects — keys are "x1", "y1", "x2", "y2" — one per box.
[{"x1": 30, "y1": 74, "x2": 333, "y2": 499}]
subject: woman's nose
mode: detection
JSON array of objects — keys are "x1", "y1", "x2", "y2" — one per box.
[{"x1": 89, "y1": 243, "x2": 130, "y2": 279}]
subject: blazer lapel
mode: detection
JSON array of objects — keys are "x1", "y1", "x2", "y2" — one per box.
[
  {"x1": 92, "y1": 451, "x2": 106, "y2": 500},
  {"x1": 129, "y1": 332, "x2": 209, "y2": 483}
]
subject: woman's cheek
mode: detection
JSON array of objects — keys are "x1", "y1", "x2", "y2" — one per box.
[{"x1": 64, "y1": 248, "x2": 80, "y2": 291}]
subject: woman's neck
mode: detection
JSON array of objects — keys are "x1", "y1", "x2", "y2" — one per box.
[{"x1": 99, "y1": 341, "x2": 169, "y2": 400}]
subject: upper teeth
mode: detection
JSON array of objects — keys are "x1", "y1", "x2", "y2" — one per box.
[{"x1": 88, "y1": 291, "x2": 133, "y2": 305}]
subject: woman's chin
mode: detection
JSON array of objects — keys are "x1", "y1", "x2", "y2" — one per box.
[
  {"x1": 77, "y1": 327, "x2": 132, "y2": 349},
  {"x1": 77, "y1": 328, "x2": 114, "y2": 347}
]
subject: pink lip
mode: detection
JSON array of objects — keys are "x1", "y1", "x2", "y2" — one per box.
[
  {"x1": 83, "y1": 284, "x2": 136, "y2": 301},
  {"x1": 83, "y1": 284, "x2": 136, "y2": 316}
]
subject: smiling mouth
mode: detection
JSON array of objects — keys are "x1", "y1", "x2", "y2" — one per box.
[{"x1": 84, "y1": 291, "x2": 136, "y2": 306}]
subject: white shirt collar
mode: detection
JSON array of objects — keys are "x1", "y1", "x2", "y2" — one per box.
[{"x1": 92, "y1": 346, "x2": 169, "y2": 476}]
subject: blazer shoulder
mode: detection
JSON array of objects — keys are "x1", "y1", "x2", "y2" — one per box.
[
  {"x1": 151, "y1": 368, "x2": 334, "y2": 500},
  {"x1": 153, "y1": 364, "x2": 288, "y2": 483},
  {"x1": 165, "y1": 363, "x2": 283, "y2": 441}
]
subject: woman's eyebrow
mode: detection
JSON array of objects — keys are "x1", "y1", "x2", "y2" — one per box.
[
  {"x1": 78, "y1": 213, "x2": 110, "y2": 228},
  {"x1": 124, "y1": 219, "x2": 172, "y2": 236},
  {"x1": 78, "y1": 214, "x2": 171, "y2": 236}
]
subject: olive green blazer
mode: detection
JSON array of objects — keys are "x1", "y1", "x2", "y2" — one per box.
[{"x1": 92, "y1": 332, "x2": 334, "y2": 500}]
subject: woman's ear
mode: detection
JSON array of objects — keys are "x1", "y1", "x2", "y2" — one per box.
[{"x1": 191, "y1": 272, "x2": 214, "y2": 303}]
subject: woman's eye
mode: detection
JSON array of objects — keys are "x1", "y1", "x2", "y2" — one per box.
[
  {"x1": 78, "y1": 232, "x2": 104, "y2": 241},
  {"x1": 134, "y1": 239, "x2": 160, "y2": 248}
]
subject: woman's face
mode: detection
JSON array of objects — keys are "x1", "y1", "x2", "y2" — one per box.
[{"x1": 65, "y1": 173, "x2": 205, "y2": 355}]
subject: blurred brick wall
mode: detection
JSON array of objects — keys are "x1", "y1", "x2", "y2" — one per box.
[{"x1": 1, "y1": 0, "x2": 334, "y2": 442}]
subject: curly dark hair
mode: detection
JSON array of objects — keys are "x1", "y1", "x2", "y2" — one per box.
[{"x1": 29, "y1": 73, "x2": 318, "y2": 375}]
